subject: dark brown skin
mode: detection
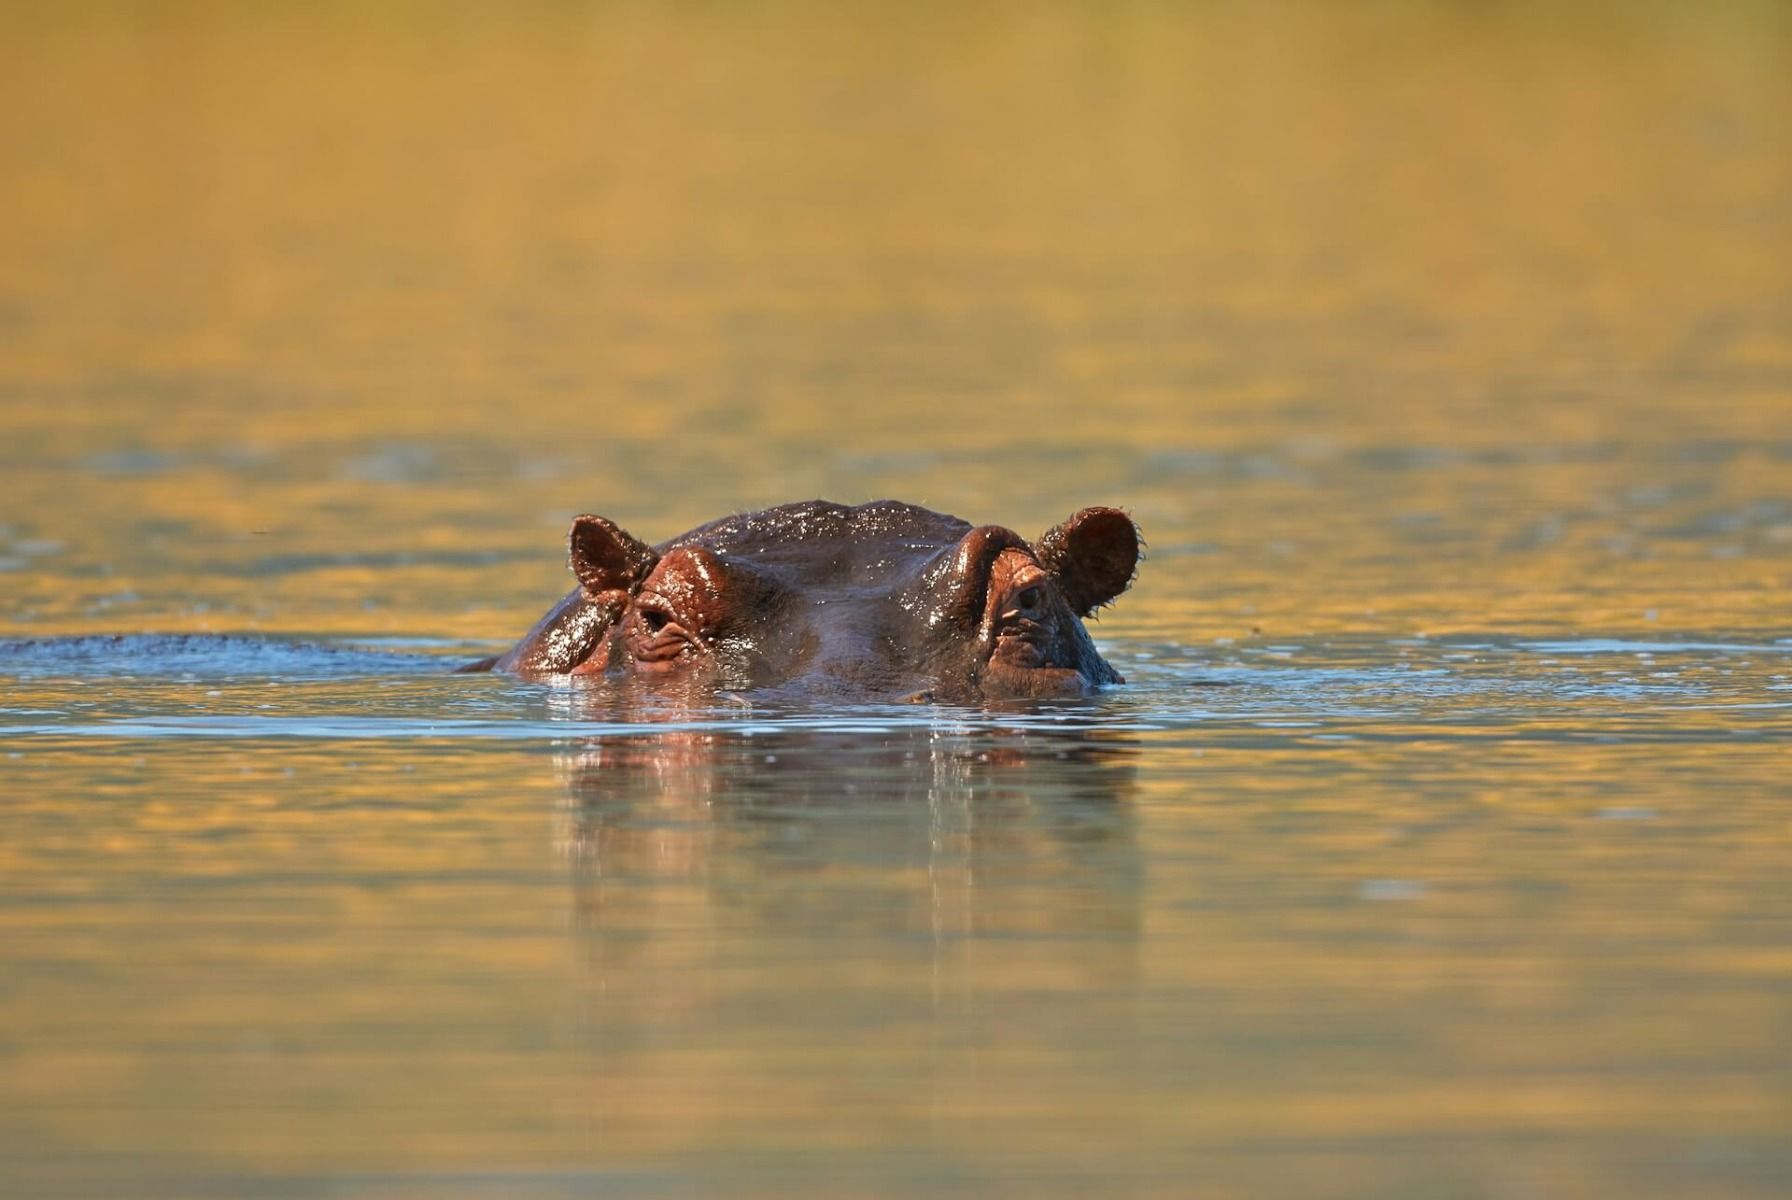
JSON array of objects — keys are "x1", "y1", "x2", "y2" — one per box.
[{"x1": 474, "y1": 500, "x2": 1140, "y2": 701}]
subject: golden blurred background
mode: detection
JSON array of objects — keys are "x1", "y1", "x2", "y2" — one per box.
[{"x1": 2, "y1": 1, "x2": 1788, "y2": 645}]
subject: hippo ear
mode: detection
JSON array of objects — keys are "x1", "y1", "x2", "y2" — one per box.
[
  {"x1": 1035, "y1": 507, "x2": 1140, "y2": 616},
  {"x1": 568, "y1": 514, "x2": 659, "y2": 595}
]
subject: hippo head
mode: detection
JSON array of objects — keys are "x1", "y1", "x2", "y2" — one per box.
[{"x1": 492, "y1": 500, "x2": 1139, "y2": 701}]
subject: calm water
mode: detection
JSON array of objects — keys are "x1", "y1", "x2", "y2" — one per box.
[{"x1": 3, "y1": 4, "x2": 1790, "y2": 1197}]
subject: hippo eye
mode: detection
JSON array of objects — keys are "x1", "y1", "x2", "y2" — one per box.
[{"x1": 1016, "y1": 586, "x2": 1041, "y2": 612}]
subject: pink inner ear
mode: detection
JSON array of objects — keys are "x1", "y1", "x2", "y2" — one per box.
[{"x1": 569, "y1": 514, "x2": 658, "y2": 595}]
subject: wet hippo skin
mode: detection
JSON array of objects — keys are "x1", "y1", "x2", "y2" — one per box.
[{"x1": 474, "y1": 500, "x2": 1141, "y2": 700}]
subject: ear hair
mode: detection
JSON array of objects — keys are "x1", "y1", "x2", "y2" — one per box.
[
  {"x1": 568, "y1": 514, "x2": 659, "y2": 595},
  {"x1": 1035, "y1": 507, "x2": 1141, "y2": 617}
]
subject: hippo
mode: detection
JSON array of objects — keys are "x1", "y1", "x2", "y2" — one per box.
[{"x1": 472, "y1": 500, "x2": 1140, "y2": 700}]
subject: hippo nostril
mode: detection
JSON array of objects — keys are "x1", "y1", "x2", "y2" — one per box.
[{"x1": 641, "y1": 608, "x2": 670, "y2": 635}]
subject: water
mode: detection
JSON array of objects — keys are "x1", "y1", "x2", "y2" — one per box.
[{"x1": 3, "y1": 4, "x2": 1790, "y2": 1197}]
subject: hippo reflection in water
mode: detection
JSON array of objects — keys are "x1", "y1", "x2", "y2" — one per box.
[{"x1": 472, "y1": 500, "x2": 1140, "y2": 700}]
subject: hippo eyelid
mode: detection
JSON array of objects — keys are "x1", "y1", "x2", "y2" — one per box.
[{"x1": 635, "y1": 594, "x2": 681, "y2": 635}]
